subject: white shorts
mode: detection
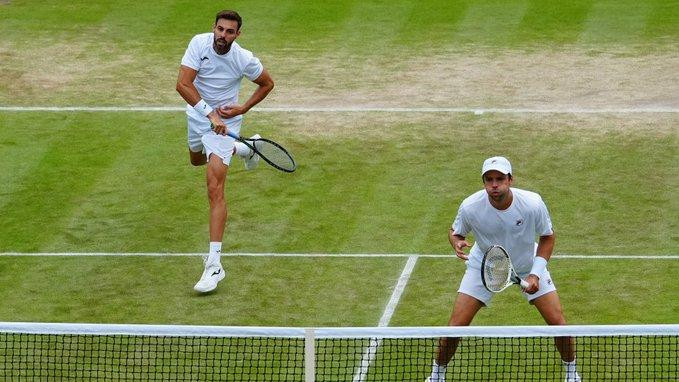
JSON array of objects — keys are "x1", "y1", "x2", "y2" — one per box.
[
  {"x1": 186, "y1": 105, "x2": 243, "y2": 165},
  {"x1": 457, "y1": 262, "x2": 557, "y2": 306}
]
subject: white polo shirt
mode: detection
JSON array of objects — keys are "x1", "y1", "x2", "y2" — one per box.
[
  {"x1": 180, "y1": 33, "x2": 264, "y2": 123},
  {"x1": 452, "y1": 188, "x2": 553, "y2": 275}
]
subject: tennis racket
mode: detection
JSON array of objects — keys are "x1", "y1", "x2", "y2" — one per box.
[
  {"x1": 226, "y1": 131, "x2": 296, "y2": 173},
  {"x1": 481, "y1": 245, "x2": 529, "y2": 292}
]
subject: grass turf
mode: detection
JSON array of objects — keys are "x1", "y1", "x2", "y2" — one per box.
[{"x1": 0, "y1": 0, "x2": 676, "y2": 328}]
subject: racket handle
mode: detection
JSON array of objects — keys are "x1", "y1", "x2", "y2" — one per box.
[
  {"x1": 519, "y1": 279, "x2": 529, "y2": 289},
  {"x1": 225, "y1": 131, "x2": 239, "y2": 140}
]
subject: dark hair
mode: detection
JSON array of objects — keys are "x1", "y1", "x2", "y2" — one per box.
[{"x1": 215, "y1": 10, "x2": 242, "y2": 30}]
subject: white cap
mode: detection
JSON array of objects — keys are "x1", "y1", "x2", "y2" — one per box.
[{"x1": 481, "y1": 156, "x2": 512, "y2": 176}]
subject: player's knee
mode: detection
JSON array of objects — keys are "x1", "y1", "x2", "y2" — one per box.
[
  {"x1": 546, "y1": 308, "x2": 567, "y2": 325},
  {"x1": 207, "y1": 182, "x2": 224, "y2": 201}
]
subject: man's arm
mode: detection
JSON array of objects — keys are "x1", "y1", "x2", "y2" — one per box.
[
  {"x1": 449, "y1": 228, "x2": 470, "y2": 261},
  {"x1": 524, "y1": 233, "x2": 555, "y2": 294},
  {"x1": 176, "y1": 65, "x2": 227, "y2": 135},
  {"x1": 218, "y1": 69, "x2": 274, "y2": 119},
  {"x1": 535, "y1": 233, "x2": 555, "y2": 263}
]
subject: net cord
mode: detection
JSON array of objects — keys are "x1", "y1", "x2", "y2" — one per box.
[{"x1": 1, "y1": 322, "x2": 677, "y2": 339}]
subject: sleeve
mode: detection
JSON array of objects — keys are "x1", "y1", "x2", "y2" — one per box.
[
  {"x1": 243, "y1": 54, "x2": 264, "y2": 81},
  {"x1": 452, "y1": 205, "x2": 471, "y2": 236},
  {"x1": 535, "y1": 197, "x2": 554, "y2": 236},
  {"x1": 180, "y1": 36, "x2": 201, "y2": 71}
]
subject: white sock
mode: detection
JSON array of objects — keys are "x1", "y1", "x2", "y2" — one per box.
[
  {"x1": 563, "y1": 358, "x2": 578, "y2": 376},
  {"x1": 430, "y1": 361, "x2": 447, "y2": 381},
  {"x1": 207, "y1": 242, "x2": 222, "y2": 266},
  {"x1": 234, "y1": 141, "x2": 251, "y2": 157}
]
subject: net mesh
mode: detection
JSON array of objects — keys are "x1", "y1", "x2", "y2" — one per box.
[
  {"x1": 0, "y1": 334, "x2": 304, "y2": 381},
  {"x1": 1, "y1": 324, "x2": 677, "y2": 381}
]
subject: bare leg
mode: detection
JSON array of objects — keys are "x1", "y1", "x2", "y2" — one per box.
[
  {"x1": 533, "y1": 291, "x2": 575, "y2": 362},
  {"x1": 206, "y1": 154, "x2": 228, "y2": 242},
  {"x1": 190, "y1": 150, "x2": 207, "y2": 166},
  {"x1": 436, "y1": 293, "x2": 484, "y2": 365}
]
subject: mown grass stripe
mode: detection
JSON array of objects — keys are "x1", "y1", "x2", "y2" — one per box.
[{"x1": 578, "y1": 1, "x2": 653, "y2": 44}]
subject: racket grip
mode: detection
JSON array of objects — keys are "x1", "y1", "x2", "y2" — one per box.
[{"x1": 519, "y1": 279, "x2": 529, "y2": 289}]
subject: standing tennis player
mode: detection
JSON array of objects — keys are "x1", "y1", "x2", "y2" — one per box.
[
  {"x1": 426, "y1": 156, "x2": 580, "y2": 382},
  {"x1": 176, "y1": 10, "x2": 274, "y2": 293}
]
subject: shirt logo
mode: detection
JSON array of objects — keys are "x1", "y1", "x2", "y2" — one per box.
[
  {"x1": 201, "y1": 56, "x2": 209, "y2": 61},
  {"x1": 515, "y1": 219, "x2": 524, "y2": 226}
]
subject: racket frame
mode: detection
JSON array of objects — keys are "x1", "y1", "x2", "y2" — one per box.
[
  {"x1": 481, "y1": 245, "x2": 530, "y2": 292},
  {"x1": 226, "y1": 131, "x2": 296, "y2": 173}
]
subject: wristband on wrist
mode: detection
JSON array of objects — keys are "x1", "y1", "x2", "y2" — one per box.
[
  {"x1": 530, "y1": 256, "x2": 547, "y2": 277},
  {"x1": 193, "y1": 99, "x2": 213, "y2": 117}
]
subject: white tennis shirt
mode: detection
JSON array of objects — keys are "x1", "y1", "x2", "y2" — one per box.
[
  {"x1": 452, "y1": 188, "x2": 553, "y2": 274},
  {"x1": 181, "y1": 33, "x2": 264, "y2": 122}
]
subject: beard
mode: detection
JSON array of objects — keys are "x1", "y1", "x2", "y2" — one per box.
[{"x1": 213, "y1": 38, "x2": 232, "y2": 55}]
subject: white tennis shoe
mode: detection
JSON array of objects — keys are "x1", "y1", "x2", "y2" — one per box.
[
  {"x1": 244, "y1": 134, "x2": 261, "y2": 170},
  {"x1": 193, "y1": 261, "x2": 226, "y2": 293}
]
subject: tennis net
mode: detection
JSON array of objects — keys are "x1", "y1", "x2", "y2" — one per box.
[{"x1": 1, "y1": 322, "x2": 677, "y2": 381}]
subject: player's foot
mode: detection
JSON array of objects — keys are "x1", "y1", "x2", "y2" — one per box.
[
  {"x1": 193, "y1": 260, "x2": 226, "y2": 293},
  {"x1": 244, "y1": 134, "x2": 261, "y2": 170}
]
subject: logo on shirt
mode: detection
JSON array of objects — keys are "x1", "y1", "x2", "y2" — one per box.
[
  {"x1": 547, "y1": 278, "x2": 552, "y2": 285},
  {"x1": 201, "y1": 56, "x2": 209, "y2": 61},
  {"x1": 515, "y1": 219, "x2": 524, "y2": 226}
]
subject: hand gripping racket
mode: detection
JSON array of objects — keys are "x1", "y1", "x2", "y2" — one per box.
[
  {"x1": 226, "y1": 131, "x2": 296, "y2": 173},
  {"x1": 481, "y1": 245, "x2": 529, "y2": 292}
]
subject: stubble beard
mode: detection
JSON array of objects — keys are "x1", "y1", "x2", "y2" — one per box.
[{"x1": 214, "y1": 38, "x2": 231, "y2": 55}]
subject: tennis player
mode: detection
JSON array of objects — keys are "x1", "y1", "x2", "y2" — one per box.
[
  {"x1": 176, "y1": 10, "x2": 274, "y2": 293},
  {"x1": 426, "y1": 156, "x2": 581, "y2": 382}
]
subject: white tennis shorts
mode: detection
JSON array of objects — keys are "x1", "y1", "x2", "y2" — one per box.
[
  {"x1": 457, "y1": 262, "x2": 557, "y2": 306},
  {"x1": 186, "y1": 105, "x2": 242, "y2": 165}
]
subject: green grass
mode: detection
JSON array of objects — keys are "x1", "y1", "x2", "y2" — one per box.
[
  {"x1": 0, "y1": 112, "x2": 676, "y2": 327},
  {"x1": 0, "y1": 0, "x2": 677, "y2": 328},
  {"x1": 1, "y1": 0, "x2": 677, "y2": 106},
  {"x1": 0, "y1": 2, "x2": 677, "y2": 380}
]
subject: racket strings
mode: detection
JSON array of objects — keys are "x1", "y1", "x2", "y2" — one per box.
[
  {"x1": 254, "y1": 140, "x2": 296, "y2": 172},
  {"x1": 483, "y1": 250, "x2": 512, "y2": 291}
]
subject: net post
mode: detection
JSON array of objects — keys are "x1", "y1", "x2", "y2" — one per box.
[{"x1": 305, "y1": 328, "x2": 316, "y2": 382}]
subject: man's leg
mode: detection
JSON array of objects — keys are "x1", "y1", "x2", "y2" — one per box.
[
  {"x1": 428, "y1": 293, "x2": 484, "y2": 381},
  {"x1": 189, "y1": 150, "x2": 207, "y2": 166},
  {"x1": 533, "y1": 291, "x2": 574, "y2": 361},
  {"x1": 533, "y1": 291, "x2": 581, "y2": 381},
  {"x1": 206, "y1": 153, "x2": 228, "y2": 242},
  {"x1": 194, "y1": 153, "x2": 228, "y2": 292}
]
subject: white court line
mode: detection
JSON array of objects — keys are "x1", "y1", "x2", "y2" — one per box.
[
  {"x1": 380, "y1": 255, "x2": 418, "y2": 327},
  {"x1": 0, "y1": 252, "x2": 677, "y2": 259},
  {"x1": 1, "y1": 106, "x2": 678, "y2": 113},
  {"x1": 352, "y1": 255, "x2": 418, "y2": 382}
]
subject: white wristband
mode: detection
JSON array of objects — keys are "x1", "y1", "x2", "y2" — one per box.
[
  {"x1": 530, "y1": 256, "x2": 547, "y2": 277},
  {"x1": 193, "y1": 99, "x2": 213, "y2": 117}
]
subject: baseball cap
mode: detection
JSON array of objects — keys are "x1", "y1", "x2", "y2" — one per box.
[{"x1": 481, "y1": 156, "x2": 512, "y2": 176}]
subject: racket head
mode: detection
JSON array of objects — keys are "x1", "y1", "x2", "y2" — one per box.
[
  {"x1": 250, "y1": 137, "x2": 297, "y2": 173},
  {"x1": 481, "y1": 245, "x2": 514, "y2": 292},
  {"x1": 227, "y1": 131, "x2": 296, "y2": 173}
]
